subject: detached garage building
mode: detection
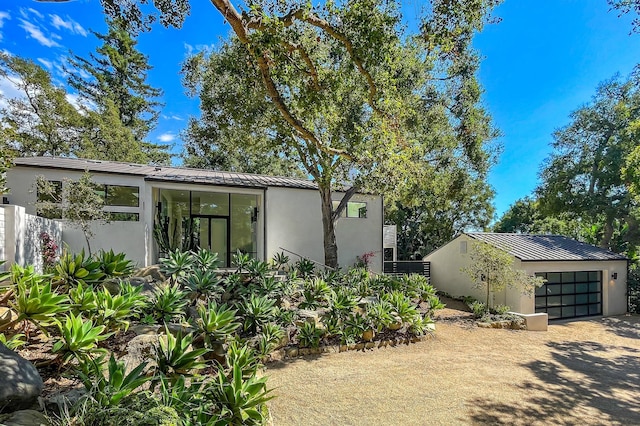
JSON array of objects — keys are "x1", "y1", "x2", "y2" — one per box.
[{"x1": 425, "y1": 233, "x2": 628, "y2": 320}]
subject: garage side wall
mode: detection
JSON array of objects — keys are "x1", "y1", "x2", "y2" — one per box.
[
  {"x1": 265, "y1": 187, "x2": 383, "y2": 272},
  {"x1": 424, "y1": 235, "x2": 488, "y2": 302},
  {"x1": 520, "y1": 260, "x2": 628, "y2": 316}
]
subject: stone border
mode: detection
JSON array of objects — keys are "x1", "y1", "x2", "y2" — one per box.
[{"x1": 267, "y1": 334, "x2": 433, "y2": 362}]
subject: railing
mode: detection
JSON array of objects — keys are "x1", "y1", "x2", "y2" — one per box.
[
  {"x1": 383, "y1": 261, "x2": 430, "y2": 278},
  {"x1": 278, "y1": 247, "x2": 337, "y2": 271}
]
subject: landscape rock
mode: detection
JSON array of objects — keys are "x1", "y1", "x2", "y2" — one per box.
[
  {"x1": 43, "y1": 387, "x2": 86, "y2": 413},
  {"x1": 119, "y1": 334, "x2": 163, "y2": 373},
  {"x1": 0, "y1": 307, "x2": 17, "y2": 330},
  {"x1": 0, "y1": 409, "x2": 50, "y2": 426},
  {"x1": 133, "y1": 265, "x2": 166, "y2": 283},
  {"x1": 0, "y1": 343, "x2": 43, "y2": 413},
  {"x1": 295, "y1": 309, "x2": 320, "y2": 327}
]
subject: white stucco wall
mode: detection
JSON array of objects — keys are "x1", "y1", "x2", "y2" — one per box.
[
  {"x1": 425, "y1": 234, "x2": 629, "y2": 317},
  {"x1": 6, "y1": 166, "x2": 148, "y2": 266},
  {"x1": 1, "y1": 205, "x2": 63, "y2": 271},
  {"x1": 265, "y1": 187, "x2": 383, "y2": 272}
]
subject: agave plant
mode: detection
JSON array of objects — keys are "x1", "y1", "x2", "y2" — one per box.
[
  {"x1": 195, "y1": 301, "x2": 241, "y2": 348},
  {"x1": 226, "y1": 340, "x2": 261, "y2": 378},
  {"x1": 256, "y1": 323, "x2": 284, "y2": 358},
  {"x1": 155, "y1": 326, "x2": 209, "y2": 378},
  {"x1": 329, "y1": 288, "x2": 358, "y2": 319},
  {"x1": 160, "y1": 249, "x2": 195, "y2": 285},
  {"x1": 240, "y1": 294, "x2": 277, "y2": 334},
  {"x1": 54, "y1": 249, "x2": 105, "y2": 288},
  {"x1": 232, "y1": 251, "x2": 252, "y2": 273},
  {"x1": 184, "y1": 269, "x2": 223, "y2": 299},
  {"x1": 366, "y1": 300, "x2": 394, "y2": 332},
  {"x1": 52, "y1": 313, "x2": 112, "y2": 364},
  {"x1": 6, "y1": 279, "x2": 69, "y2": 335},
  {"x1": 191, "y1": 248, "x2": 220, "y2": 271},
  {"x1": 148, "y1": 284, "x2": 188, "y2": 323},
  {"x1": 246, "y1": 259, "x2": 270, "y2": 280},
  {"x1": 207, "y1": 362, "x2": 273, "y2": 425},
  {"x1": 383, "y1": 291, "x2": 419, "y2": 323},
  {"x1": 297, "y1": 322, "x2": 324, "y2": 348},
  {"x1": 94, "y1": 285, "x2": 145, "y2": 331},
  {"x1": 0, "y1": 332, "x2": 27, "y2": 350},
  {"x1": 408, "y1": 314, "x2": 435, "y2": 336},
  {"x1": 69, "y1": 281, "x2": 98, "y2": 315},
  {"x1": 294, "y1": 258, "x2": 316, "y2": 278},
  {"x1": 95, "y1": 249, "x2": 135, "y2": 278},
  {"x1": 77, "y1": 354, "x2": 151, "y2": 408},
  {"x1": 271, "y1": 252, "x2": 289, "y2": 270}
]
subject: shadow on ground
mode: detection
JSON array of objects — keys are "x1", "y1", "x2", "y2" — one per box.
[
  {"x1": 467, "y1": 339, "x2": 640, "y2": 425},
  {"x1": 601, "y1": 315, "x2": 640, "y2": 340}
]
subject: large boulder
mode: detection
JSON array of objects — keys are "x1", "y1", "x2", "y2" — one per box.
[
  {"x1": 0, "y1": 409, "x2": 50, "y2": 426},
  {"x1": 0, "y1": 343, "x2": 43, "y2": 413}
]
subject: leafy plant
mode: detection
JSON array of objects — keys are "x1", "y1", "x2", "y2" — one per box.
[
  {"x1": 155, "y1": 326, "x2": 209, "y2": 378},
  {"x1": 148, "y1": 284, "x2": 188, "y2": 323},
  {"x1": 246, "y1": 259, "x2": 270, "y2": 279},
  {"x1": 344, "y1": 312, "x2": 367, "y2": 340},
  {"x1": 469, "y1": 301, "x2": 486, "y2": 318},
  {"x1": 191, "y1": 248, "x2": 220, "y2": 270},
  {"x1": 408, "y1": 315, "x2": 435, "y2": 336},
  {"x1": 226, "y1": 341, "x2": 261, "y2": 379},
  {"x1": 52, "y1": 313, "x2": 111, "y2": 364},
  {"x1": 78, "y1": 354, "x2": 151, "y2": 407},
  {"x1": 322, "y1": 314, "x2": 342, "y2": 338},
  {"x1": 366, "y1": 300, "x2": 393, "y2": 331},
  {"x1": 95, "y1": 249, "x2": 134, "y2": 278},
  {"x1": 184, "y1": 269, "x2": 223, "y2": 299},
  {"x1": 256, "y1": 323, "x2": 284, "y2": 358},
  {"x1": 94, "y1": 284, "x2": 145, "y2": 331},
  {"x1": 160, "y1": 249, "x2": 195, "y2": 285},
  {"x1": 6, "y1": 279, "x2": 69, "y2": 334},
  {"x1": 299, "y1": 278, "x2": 331, "y2": 309},
  {"x1": 195, "y1": 301, "x2": 241, "y2": 347},
  {"x1": 69, "y1": 281, "x2": 98, "y2": 315},
  {"x1": 0, "y1": 332, "x2": 26, "y2": 350},
  {"x1": 492, "y1": 304, "x2": 511, "y2": 315},
  {"x1": 329, "y1": 288, "x2": 358, "y2": 319},
  {"x1": 294, "y1": 258, "x2": 316, "y2": 278},
  {"x1": 240, "y1": 294, "x2": 277, "y2": 334},
  {"x1": 54, "y1": 249, "x2": 105, "y2": 287},
  {"x1": 207, "y1": 362, "x2": 273, "y2": 425},
  {"x1": 384, "y1": 291, "x2": 418, "y2": 323},
  {"x1": 425, "y1": 294, "x2": 446, "y2": 315},
  {"x1": 297, "y1": 321, "x2": 324, "y2": 348},
  {"x1": 272, "y1": 252, "x2": 289, "y2": 270},
  {"x1": 232, "y1": 250, "x2": 252, "y2": 272}
]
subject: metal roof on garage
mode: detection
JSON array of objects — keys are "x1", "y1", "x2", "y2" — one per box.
[
  {"x1": 466, "y1": 233, "x2": 628, "y2": 262},
  {"x1": 12, "y1": 156, "x2": 318, "y2": 190}
]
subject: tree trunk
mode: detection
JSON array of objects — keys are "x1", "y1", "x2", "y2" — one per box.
[
  {"x1": 601, "y1": 215, "x2": 614, "y2": 250},
  {"x1": 319, "y1": 185, "x2": 338, "y2": 269}
]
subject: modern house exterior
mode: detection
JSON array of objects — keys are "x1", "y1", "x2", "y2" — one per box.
[
  {"x1": 425, "y1": 233, "x2": 628, "y2": 320},
  {"x1": 4, "y1": 157, "x2": 383, "y2": 272}
]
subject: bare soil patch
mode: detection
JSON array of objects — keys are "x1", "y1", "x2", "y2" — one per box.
[{"x1": 266, "y1": 314, "x2": 640, "y2": 425}]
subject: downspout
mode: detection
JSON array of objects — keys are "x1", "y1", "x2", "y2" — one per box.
[{"x1": 263, "y1": 187, "x2": 268, "y2": 262}]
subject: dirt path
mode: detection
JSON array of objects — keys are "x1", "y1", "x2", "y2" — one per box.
[{"x1": 266, "y1": 315, "x2": 640, "y2": 425}]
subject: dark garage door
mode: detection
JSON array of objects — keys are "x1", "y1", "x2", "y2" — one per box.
[{"x1": 534, "y1": 271, "x2": 602, "y2": 320}]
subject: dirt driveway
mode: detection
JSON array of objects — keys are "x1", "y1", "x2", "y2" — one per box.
[{"x1": 266, "y1": 313, "x2": 640, "y2": 425}]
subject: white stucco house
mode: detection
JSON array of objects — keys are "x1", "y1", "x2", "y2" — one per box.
[
  {"x1": 424, "y1": 233, "x2": 628, "y2": 320},
  {"x1": 4, "y1": 157, "x2": 383, "y2": 272}
]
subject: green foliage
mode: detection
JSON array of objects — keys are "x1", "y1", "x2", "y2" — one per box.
[
  {"x1": 184, "y1": 269, "x2": 222, "y2": 299},
  {"x1": 10, "y1": 279, "x2": 69, "y2": 332},
  {"x1": 160, "y1": 249, "x2": 195, "y2": 286},
  {"x1": 408, "y1": 315, "x2": 435, "y2": 336},
  {"x1": 226, "y1": 341, "x2": 261, "y2": 379},
  {"x1": 195, "y1": 302, "x2": 241, "y2": 347},
  {"x1": 191, "y1": 248, "x2": 220, "y2": 270},
  {"x1": 155, "y1": 326, "x2": 209, "y2": 378},
  {"x1": 148, "y1": 284, "x2": 188, "y2": 323},
  {"x1": 469, "y1": 301, "x2": 486, "y2": 318},
  {"x1": 492, "y1": 304, "x2": 511, "y2": 315},
  {"x1": 78, "y1": 355, "x2": 151, "y2": 408},
  {"x1": 425, "y1": 295, "x2": 446, "y2": 315},
  {"x1": 366, "y1": 300, "x2": 394, "y2": 332},
  {"x1": 383, "y1": 291, "x2": 418, "y2": 323},
  {"x1": 0, "y1": 332, "x2": 26, "y2": 350},
  {"x1": 208, "y1": 362, "x2": 273, "y2": 425},
  {"x1": 297, "y1": 322, "x2": 324, "y2": 348},
  {"x1": 329, "y1": 288, "x2": 358, "y2": 319},
  {"x1": 299, "y1": 278, "x2": 331, "y2": 309},
  {"x1": 94, "y1": 284, "x2": 145, "y2": 331},
  {"x1": 232, "y1": 250, "x2": 252, "y2": 272},
  {"x1": 240, "y1": 294, "x2": 277, "y2": 334},
  {"x1": 462, "y1": 241, "x2": 545, "y2": 310},
  {"x1": 256, "y1": 323, "x2": 284, "y2": 358},
  {"x1": 69, "y1": 281, "x2": 98, "y2": 315},
  {"x1": 294, "y1": 258, "x2": 316, "y2": 278},
  {"x1": 96, "y1": 250, "x2": 135, "y2": 278},
  {"x1": 52, "y1": 313, "x2": 111, "y2": 364},
  {"x1": 54, "y1": 249, "x2": 105, "y2": 288},
  {"x1": 272, "y1": 252, "x2": 290, "y2": 270}
]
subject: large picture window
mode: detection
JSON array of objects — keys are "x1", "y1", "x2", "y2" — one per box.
[{"x1": 332, "y1": 201, "x2": 367, "y2": 218}]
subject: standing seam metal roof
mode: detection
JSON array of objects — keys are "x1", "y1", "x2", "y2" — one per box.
[
  {"x1": 12, "y1": 156, "x2": 319, "y2": 190},
  {"x1": 466, "y1": 233, "x2": 627, "y2": 261}
]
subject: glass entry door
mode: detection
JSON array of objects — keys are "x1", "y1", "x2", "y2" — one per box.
[{"x1": 193, "y1": 216, "x2": 229, "y2": 267}]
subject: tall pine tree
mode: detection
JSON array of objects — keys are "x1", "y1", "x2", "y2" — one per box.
[{"x1": 68, "y1": 17, "x2": 170, "y2": 164}]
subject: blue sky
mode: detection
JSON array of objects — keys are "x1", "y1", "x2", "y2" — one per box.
[{"x1": 0, "y1": 0, "x2": 639, "y2": 219}]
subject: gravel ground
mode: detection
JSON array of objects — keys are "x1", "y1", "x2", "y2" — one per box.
[{"x1": 266, "y1": 310, "x2": 640, "y2": 425}]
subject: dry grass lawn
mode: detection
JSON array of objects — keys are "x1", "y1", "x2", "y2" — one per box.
[{"x1": 266, "y1": 310, "x2": 640, "y2": 425}]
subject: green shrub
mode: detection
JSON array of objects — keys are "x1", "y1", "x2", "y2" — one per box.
[
  {"x1": 294, "y1": 258, "x2": 316, "y2": 278},
  {"x1": 297, "y1": 322, "x2": 323, "y2": 348},
  {"x1": 52, "y1": 313, "x2": 111, "y2": 364},
  {"x1": 240, "y1": 294, "x2": 277, "y2": 334},
  {"x1": 195, "y1": 301, "x2": 241, "y2": 347},
  {"x1": 160, "y1": 249, "x2": 194, "y2": 286},
  {"x1": 256, "y1": 323, "x2": 284, "y2": 358},
  {"x1": 184, "y1": 269, "x2": 222, "y2": 299},
  {"x1": 469, "y1": 301, "x2": 487, "y2": 318},
  {"x1": 156, "y1": 326, "x2": 209, "y2": 378},
  {"x1": 148, "y1": 284, "x2": 188, "y2": 323},
  {"x1": 10, "y1": 279, "x2": 69, "y2": 334},
  {"x1": 96, "y1": 249, "x2": 134, "y2": 278},
  {"x1": 492, "y1": 304, "x2": 511, "y2": 315},
  {"x1": 0, "y1": 333, "x2": 26, "y2": 350},
  {"x1": 95, "y1": 284, "x2": 145, "y2": 331},
  {"x1": 69, "y1": 282, "x2": 98, "y2": 315},
  {"x1": 408, "y1": 315, "x2": 435, "y2": 336},
  {"x1": 366, "y1": 300, "x2": 393, "y2": 331},
  {"x1": 191, "y1": 248, "x2": 220, "y2": 270},
  {"x1": 383, "y1": 291, "x2": 418, "y2": 323},
  {"x1": 328, "y1": 288, "x2": 358, "y2": 319},
  {"x1": 54, "y1": 249, "x2": 105, "y2": 287},
  {"x1": 76, "y1": 392, "x2": 180, "y2": 426}
]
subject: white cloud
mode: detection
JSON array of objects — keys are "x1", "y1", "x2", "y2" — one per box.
[
  {"x1": 37, "y1": 58, "x2": 53, "y2": 70},
  {"x1": 0, "y1": 73, "x2": 25, "y2": 109},
  {"x1": 19, "y1": 19, "x2": 61, "y2": 47},
  {"x1": 158, "y1": 133, "x2": 176, "y2": 143},
  {"x1": 50, "y1": 14, "x2": 87, "y2": 37},
  {"x1": 27, "y1": 8, "x2": 44, "y2": 20},
  {"x1": 162, "y1": 114, "x2": 184, "y2": 121},
  {"x1": 0, "y1": 11, "x2": 10, "y2": 27},
  {"x1": 184, "y1": 43, "x2": 194, "y2": 56}
]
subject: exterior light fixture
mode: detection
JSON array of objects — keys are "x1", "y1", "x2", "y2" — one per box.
[{"x1": 612, "y1": 272, "x2": 618, "y2": 280}]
